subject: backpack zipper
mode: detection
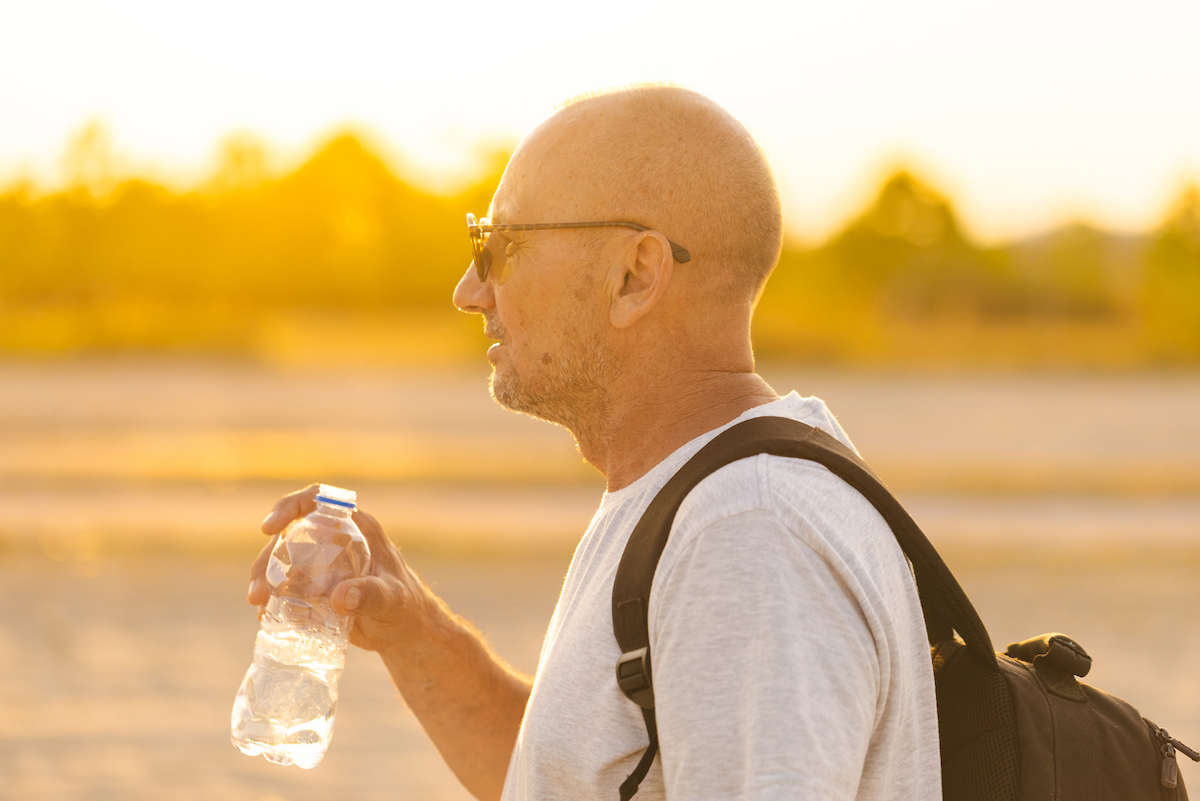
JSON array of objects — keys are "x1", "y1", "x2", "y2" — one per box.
[{"x1": 1153, "y1": 725, "x2": 1200, "y2": 789}]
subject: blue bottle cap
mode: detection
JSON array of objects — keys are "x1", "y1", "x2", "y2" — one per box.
[{"x1": 315, "y1": 484, "x2": 357, "y2": 509}]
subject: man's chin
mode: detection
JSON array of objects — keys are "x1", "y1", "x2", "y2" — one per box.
[
  {"x1": 488, "y1": 367, "x2": 524, "y2": 414},
  {"x1": 489, "y1": 366, "x2": 565, "y2": 426}
]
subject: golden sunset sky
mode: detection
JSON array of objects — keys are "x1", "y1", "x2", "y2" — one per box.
[{"x1": 2, "y1": 0, "x2": 1198, "y2": 243}]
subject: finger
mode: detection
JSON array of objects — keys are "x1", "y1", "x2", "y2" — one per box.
[
  {"x1": 331, "y1": 575, "x2": 402, "y2": 617},
  {"x1": 261, "y1": 484, "x2": 320, "y2": 534},
  {"x1": 247, "y1": 533, "x2": 279, "y2": 606},
  {"x1": 351, "y1": 508, "x2": 401, "y2": 570},
  {"x1": 351, "y1": 508, "x2": 384, "y2": 544}
]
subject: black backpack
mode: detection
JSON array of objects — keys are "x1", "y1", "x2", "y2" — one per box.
[{"x1": 611, "y1": 416, "x2": 1198, "y2": 801}]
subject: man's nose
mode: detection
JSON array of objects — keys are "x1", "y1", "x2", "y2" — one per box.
[{"x1": 452, "y1": 261, "x2": 493, "y2": 313}]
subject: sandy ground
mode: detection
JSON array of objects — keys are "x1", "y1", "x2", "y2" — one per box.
[
  {"x1": 4, "y1": 360, "x2": 1200, "y2": 484},
  {"x1": 0, "y1": 553, "x2": 563, "y2": 801},
  {"x1": 3, "y1": 359, "x2": 1200, "y2": 557},
  {"x1": 1, "y1": 551, "x2": 1196, "y2": 800},
  {"x1": 1, "y1": 359, "x2": 1198, "y2": 797}
]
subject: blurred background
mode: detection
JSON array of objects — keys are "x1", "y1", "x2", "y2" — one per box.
[{"x1": 1, "y1": 1, "x2": 1198, "y2": 798}]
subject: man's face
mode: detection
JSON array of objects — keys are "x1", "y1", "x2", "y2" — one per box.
[{"x1": 453, "y1": 169, "x2": 621, "y2": 433}]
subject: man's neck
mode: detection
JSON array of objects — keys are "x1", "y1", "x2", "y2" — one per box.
[{"x1": 575, "y1": 369, "x2": 780, "y2": 491}]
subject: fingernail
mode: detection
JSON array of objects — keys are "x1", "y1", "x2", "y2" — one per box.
[
  {"x1": 344, "y1": 587, "x2": 361, "y2": 611},
  {"x1": 260, "y1": 511, "x2": 278, "y2": 530},
  {"x1": 247, "y1": 579, "x2": 257, "y2": 600}
]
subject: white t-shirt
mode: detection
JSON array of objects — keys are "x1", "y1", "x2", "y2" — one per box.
[{"x1": 501, "y1": 393, "x2": 941, "y2": 801}]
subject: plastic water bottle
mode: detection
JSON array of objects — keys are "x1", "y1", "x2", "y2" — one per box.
[{"x1": 231, "y1": 484, "x2": 370, "y2": 768}]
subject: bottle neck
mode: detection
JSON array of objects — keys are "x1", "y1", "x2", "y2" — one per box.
[{"x1": 316, "y1": 500, "x2": 355, "y2": 518}]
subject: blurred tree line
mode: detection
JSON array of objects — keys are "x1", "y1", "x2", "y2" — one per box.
[
  {"x1": 1, "y1": 124, "x2": 1198, "y2": 366},
  {"x1": 755, "y1": 173, "x2": 1200, "y2": 366}
]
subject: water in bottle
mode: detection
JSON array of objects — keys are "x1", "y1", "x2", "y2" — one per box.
[{"x1": 231, "y1": 484, "x2": 370, "y2": 768}]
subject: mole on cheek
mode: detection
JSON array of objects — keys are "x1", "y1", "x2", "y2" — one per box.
[{"x1": 540, "y1": 353, "x2": 552, "y2": 365}]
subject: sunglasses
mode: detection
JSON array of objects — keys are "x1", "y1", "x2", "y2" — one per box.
[{"x1": 466, "y1": 213, "x2": 691, "y2": 281}]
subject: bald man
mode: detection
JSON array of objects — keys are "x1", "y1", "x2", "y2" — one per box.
[{"x1": 249, "y1": 87, "x2": 940, "y2": 800}]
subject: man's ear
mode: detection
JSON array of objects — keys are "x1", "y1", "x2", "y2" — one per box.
[{"x1": 608, "y1": 231, "x2": 674, "y2": 329}]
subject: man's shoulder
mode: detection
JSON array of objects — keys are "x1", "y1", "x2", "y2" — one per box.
[
  {"x1": 733, "y1": 391, "x2": 857, "y2": 453},
  {"x1": 673, "y1": 447, "x2": 884, "y2": 546},
  {"x1": 663, "y1": 401, "x2": 906, "y2": 597},
  {"x1": 670, "y1": 390, "x2": 873, "y2": 539}
]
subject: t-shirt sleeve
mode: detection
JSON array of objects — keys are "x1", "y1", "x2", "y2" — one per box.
[{"x1": 649, "y1": 507, "x2": 882, "y2": 801}]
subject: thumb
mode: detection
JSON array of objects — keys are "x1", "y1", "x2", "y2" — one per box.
[{"x1": 331, "y1": 575, "x2": 397, "y2": 617}]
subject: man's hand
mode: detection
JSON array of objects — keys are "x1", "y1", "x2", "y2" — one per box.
[
  {"x1": 246, "y1": 484, "x2": 531, "y2": 801},
  {"x1": 247, "y1": 484, "x2": 434, "y2": 656}
]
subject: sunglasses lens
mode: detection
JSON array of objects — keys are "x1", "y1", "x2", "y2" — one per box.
[
  {"x1": 468, "y1": 237, "x2": 487, "y2": 281},
  {"x1": 467, "y1": 214, "x2": 490, "y2": 281}
]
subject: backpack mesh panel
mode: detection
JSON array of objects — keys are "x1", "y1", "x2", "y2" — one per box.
[{"x1": 932, "y1": 640, "x2": 1021, "y2": 801}]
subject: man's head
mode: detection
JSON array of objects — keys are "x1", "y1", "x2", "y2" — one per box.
[{"x1": 453, "y1": 85, "x2": 782, "y2": 434}]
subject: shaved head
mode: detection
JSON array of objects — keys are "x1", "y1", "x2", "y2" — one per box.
[{"x1": 496, "y1": 85, "x2": 783, "y2": 300}]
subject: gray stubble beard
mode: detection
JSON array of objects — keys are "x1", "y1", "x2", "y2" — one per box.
[{"x1": 488, "y1": 327, "x2": 621, "y2": 444}]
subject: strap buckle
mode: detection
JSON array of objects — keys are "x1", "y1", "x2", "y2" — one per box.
[{"x1": 616, "y1": 647, "x2": 655, "y2": 709}]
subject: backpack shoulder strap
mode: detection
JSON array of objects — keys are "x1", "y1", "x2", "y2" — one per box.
[{"x1": 611, "y1": 415, "x2": 997, "y2": 798}]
